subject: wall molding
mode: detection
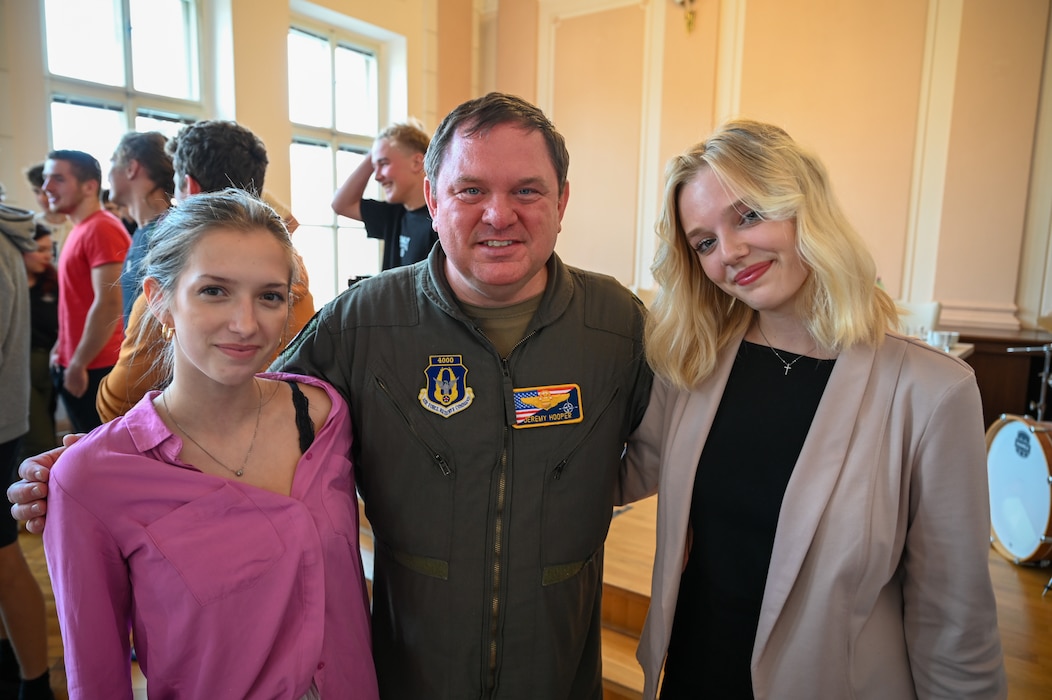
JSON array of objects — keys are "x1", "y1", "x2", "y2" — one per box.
[
  {"x1": 537, "y1": 0, "x2": 659, "y2": 289},
  {"x1": 940, "y1": 300, "x2": 1021, "y2": 331},
  {"x1": 634, "y1": 0, "x2": 665, "y2": 292},
  {"x1": 902, "y1": 0, "x2": 962, "y2": 303},
  {"x1": 1017, "y1": 5, "x2": 1052, "y2": 327},
  {"x1": 713, "y1": 0, "x2": 745, "y2": 123},
  {"x1": 537, "y1": 0, "x2": 651, "y2": 114}
]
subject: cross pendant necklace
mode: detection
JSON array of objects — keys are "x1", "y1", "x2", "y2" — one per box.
[{"x1": 757, "y1": 324, "x2": 810, "y2": 376}]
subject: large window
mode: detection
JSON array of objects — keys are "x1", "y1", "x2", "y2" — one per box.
[
  {"x1": 42, "y1": 0, "x2": 202, "y2": 181},
  {"x1": 288, "y1": 24, "x2": 382, "y2": 306}
]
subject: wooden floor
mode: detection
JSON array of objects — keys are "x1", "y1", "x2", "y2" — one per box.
[
  {"x1": 991, "y1": 554, "x2": 1052, "y2": 698},
  {"x1": 16, "y1": 501, "x2": 1052, "y2": 698}
]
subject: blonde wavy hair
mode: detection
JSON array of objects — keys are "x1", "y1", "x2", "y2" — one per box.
[{"x1": 646, "y1": 119, "x2": 898, "y2": 389}]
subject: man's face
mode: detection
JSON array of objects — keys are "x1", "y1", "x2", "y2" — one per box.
[
  {"x1": 372, "y1": 138, "x2": 424, "y2": 206},
  {"x1": 31, "y1": 185, "x2": 51, "y2": 214},
  {"x1": 43, "y1": 159, "x2": 92, "y2": 215},
  {"x1": 107, "y1": 155, "x2": 132, "y2": 207},
  {"x1": 424, "y1": 123, "x2": 569, "y2": 307}
]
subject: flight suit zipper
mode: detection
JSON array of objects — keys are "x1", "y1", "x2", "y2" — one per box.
[
  {"x1": 375, "y1": 375, "x2": 453, "y2": 476},
  {"x1": 553, "y1": 386, "x2": 620, "y2": 480},
  {"x1": 486, "y1": 431, "x2": 509, "y2": 692}
]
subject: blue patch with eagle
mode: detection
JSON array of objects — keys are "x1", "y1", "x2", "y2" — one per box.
[
  {"x1": 513, "y1": 384, "x2": 583, "y2": 428},
  {"x1": 418, "y1": 355, "x2": 475, "y2": 418}
]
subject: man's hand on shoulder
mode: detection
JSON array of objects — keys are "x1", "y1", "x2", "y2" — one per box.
[{"x1": 8, "y1": 433, "x2": 82, "y2": 533}]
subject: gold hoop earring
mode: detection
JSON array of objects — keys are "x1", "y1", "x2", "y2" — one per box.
[{"x1": 162, "y1": 324, "x2": 174, "y2": 342}]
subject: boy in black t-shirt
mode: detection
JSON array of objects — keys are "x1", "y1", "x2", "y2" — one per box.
[{"x1": 332, "y1": 121, "x2": 436, "y2": 270}]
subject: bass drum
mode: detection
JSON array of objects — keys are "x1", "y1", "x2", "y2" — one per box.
[{"x1": 986, "y1": 414, "x2": 1052, "y2": 563}]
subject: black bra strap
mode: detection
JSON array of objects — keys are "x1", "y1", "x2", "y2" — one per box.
[{"x1": 286, "y1": 380, "x2": 315, "y2": 453}]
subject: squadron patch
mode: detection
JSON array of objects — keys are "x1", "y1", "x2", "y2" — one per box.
[
  {"x1": 513, "y1": 384, "x2": 583, "y2": 429},
  {"x1": 419, "y1": 355, "x2": 475, "y2": 418}
]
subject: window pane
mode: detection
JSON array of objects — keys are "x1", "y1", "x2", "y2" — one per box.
[
  {"x1": 50, "y1": 101, "x2": 127, "y2": 185},
  {"x1": 294, "y1": 225, "x2": 338, "y2": 306},
  {"x1": 334, "y1": 148, "x2": 382, "y2": 282},
  {"x1": 290, "y1": 142, "x2": 336, "y2": 304},
  {"x1": 337, "y1": 226, "x2": 382, "y2": 288},
  {"x1": 335, "y1": 147, "x2": 371, "y2": 227},
  {"x1": 129, "y1": 0, "x2": 198, "y2": 99},
  {"x1": 335, "y1": 45, "x2": 377, "y2": 135},
  {"x1": 290, "y1": 141, "x2": 336, "y2": 227},
  {"x1": 44, "y1": 0, "x2": 124, "y2": 86},
  {"x1": 288, "y1": 29, "x2": 333, "y2": 128},
  {"x1": 299, "y1": 225, "x2": 381, "y2": 309},
  {"x1": 134, "y1": 113, "x2": 192, "y2": 140}
]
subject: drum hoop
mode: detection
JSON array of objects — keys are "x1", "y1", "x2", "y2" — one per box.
[{"x1": 985, "y1": 414, "x2": 1052, "y2": 564}]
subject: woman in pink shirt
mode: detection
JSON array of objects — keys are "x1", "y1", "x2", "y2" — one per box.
[{"x1": 44, "y1": 189, "x2": 379, "y2": 699}]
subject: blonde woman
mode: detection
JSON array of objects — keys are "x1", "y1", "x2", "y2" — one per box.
[{"x1": 628, "y1": 121, "x2": 1005, "y2": 699}]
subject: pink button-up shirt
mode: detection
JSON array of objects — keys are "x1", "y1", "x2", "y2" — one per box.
[{"x1": 45, "y1": 373, "x2": 379, "y2": 699}]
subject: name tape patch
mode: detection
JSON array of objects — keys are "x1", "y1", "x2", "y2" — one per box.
[{"x1": 513, "y1": 384, "x2": 583, "y2": 428}]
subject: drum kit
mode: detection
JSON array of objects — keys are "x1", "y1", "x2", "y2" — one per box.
[{"x1": 987, "y1": 344, "x2": 1052, "y2": 595}]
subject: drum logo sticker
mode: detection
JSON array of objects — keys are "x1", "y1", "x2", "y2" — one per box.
[
  {"x1": 513, "y1": 384, "x2": 583, "y2": 429},
  {"x1": 1014, "y1": 430, "x2": 1031, "y2": 458},
  {"x1": 419, "y1": 355, "x2": 474, "y2": 418}
]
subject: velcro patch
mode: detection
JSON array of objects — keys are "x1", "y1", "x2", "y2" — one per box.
[
  {"x1": 513, "y1": 384, "x2": 583, "y2": 428},
  {"x1": 419, "y1": 355, "x2": 475, "y2": 418}
]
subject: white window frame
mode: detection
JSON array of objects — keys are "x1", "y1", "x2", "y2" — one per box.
[
  {"x1": 289, "y1": 14, "x2": 390, "y2": 304},
  {"x1": 41, "y1": 0, "x2": 207, "y2": 154}
]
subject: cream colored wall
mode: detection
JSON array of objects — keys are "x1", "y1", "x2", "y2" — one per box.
[
  {"x1": 227, "y1": 0, "x2": 296, "y2": 204},
  {"x1": 528, "y1": 0, "x2": 933, "y2": 293},
  {"x1": 657, "y1": 1, "x2": 719, "y2": 163},
  {"x1": 1021, "y1": 7, "x2": 1052, "y2": 330},
  {"x1": 547, "y1": 4, "x2": 646, "y2": 282},
  {"x1": 0, "y1": 0, "x2": 51, "y2": 209},
  {"x1": 735, "y1": 0, "x2": 928, "y2": 300},
  {"x1": 495, "y1": 0, "x2": 539, "y2": 101},
  {"x1": 437, "y1": 0, "x2": 475, "y2": 118},
  {"x1": 509, "y1": 0, "x2": 1052, "y2": 329},
  {"x1": 934, "y1": 0, "x2": 1048, "y2": 329},
  {"x1": 648, "y1": 1, "x2": 721, "y2": 290}
]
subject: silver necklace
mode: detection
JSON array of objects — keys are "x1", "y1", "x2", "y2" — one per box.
[
  {"x1": 757, "y1": 325, "x2": 811, "y2": 376},
  {"x1": 162, "y1": 380, "x2": 263, "y2": 477}
]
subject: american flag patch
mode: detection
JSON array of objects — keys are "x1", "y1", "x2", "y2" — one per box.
[{"x1": 512, "y1": 384, "x2": 583, "y2": 429}]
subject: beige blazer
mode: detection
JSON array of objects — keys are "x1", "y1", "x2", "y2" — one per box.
[{"x1": 627, "y1": 332, "x2": 1006, "y2": 699}]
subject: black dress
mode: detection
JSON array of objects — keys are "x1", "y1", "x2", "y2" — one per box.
[{"x1": 660, "y1": 341, "x2": 835, "y2": 699}]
